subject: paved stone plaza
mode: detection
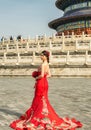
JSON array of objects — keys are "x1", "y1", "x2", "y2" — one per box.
[{"x1": 0, "y1": 77, "x2": 91, "y2": 130}]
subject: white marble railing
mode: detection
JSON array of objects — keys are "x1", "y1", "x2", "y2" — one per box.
[
  {"x1": 0, "y1": 52, "x2": 91, "y2": 65},
  {"x1": 0, "y1": 39, "x2": 91, "y2": 53},
  {"x1": 0, "y1": 32, "x2": 91, "y2": 65},
  {"x1": 0, "y1": 33, "x2": 91, "y2": 53}
]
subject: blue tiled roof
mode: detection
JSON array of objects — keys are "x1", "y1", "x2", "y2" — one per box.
[
  {"x1": 64, "y1": 8, "x2": 91, "y2": 18},
  {"x1": 56, "y1": 0, "x2": 91, "y2": 10},
  {"x1": 48, "y1": 14, "x2": 91, "y2": 29}
]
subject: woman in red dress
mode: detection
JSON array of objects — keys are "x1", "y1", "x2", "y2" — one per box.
[{"x1": 10, "y1": 50, "x2": 82, "y2": 130}]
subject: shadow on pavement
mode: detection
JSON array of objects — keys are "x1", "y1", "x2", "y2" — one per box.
[{"x1": 0, "y1": 108, "x2": 22, "y2": 117}]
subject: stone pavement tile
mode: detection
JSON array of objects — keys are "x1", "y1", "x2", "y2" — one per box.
[{"x1": 0, "y1": 77, "x2": 91, "y2": 130}]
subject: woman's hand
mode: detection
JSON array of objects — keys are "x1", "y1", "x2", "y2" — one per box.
[{"x1": 35, "y1": 77, "x2": 38, "y2": 81}]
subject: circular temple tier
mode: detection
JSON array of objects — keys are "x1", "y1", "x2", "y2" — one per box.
[{"x1": 49, "y1": 0, "x2": 91, "y2": 35}]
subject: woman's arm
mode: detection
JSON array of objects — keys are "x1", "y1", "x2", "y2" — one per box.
[
  {"x1": 35, "y1": 64, "x2": 44, "y2": 80},
  {"x1": 47, "y1": 66, "x2": 51, "y2": 78}
]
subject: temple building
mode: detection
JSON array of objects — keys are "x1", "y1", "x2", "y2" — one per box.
[{"x1": 49, "y1": 0, "x2": 91, "y2": 35}]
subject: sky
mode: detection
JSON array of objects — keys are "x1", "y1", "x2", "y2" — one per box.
[{"x1": 0, "y1": 0, "x2": 63, "y2": 38}]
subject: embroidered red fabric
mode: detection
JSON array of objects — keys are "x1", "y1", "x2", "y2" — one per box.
[{"x1": 10, "y1": 71, "x2": 82, "y2": 130}]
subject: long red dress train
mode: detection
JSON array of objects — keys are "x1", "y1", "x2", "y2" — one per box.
[{"x1": 10, "y1": 71, "x2": 82, "y2": 130}]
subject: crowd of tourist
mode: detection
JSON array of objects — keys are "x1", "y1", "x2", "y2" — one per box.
[{"x1": 1, "y1": 35, "x2": 22, "y2": 42}]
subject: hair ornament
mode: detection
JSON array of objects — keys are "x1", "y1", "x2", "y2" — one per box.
[{"x1": 46, "y1": 51, "x2": 50, "y2": 57}]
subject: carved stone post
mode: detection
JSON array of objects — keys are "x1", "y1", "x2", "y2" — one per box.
[
  {"x1": 52, "y1": 33, "x2": 55, "y2": 41},
  {"x1": 82, "y1": 31, "x2": 85, "y2": 40},
  {"x1": 26, "y1": 42, "x2": 29, "y2": 52},
  {"x1": 66, "y1": 51, "x2": 70, "y2": 64},
  {"x1": 16, "y1": 42, "x2": 19, "y2": 52},
  {"x1": 75, "y1": 39, "x2": 78, "y2": 51},
  {"x1": 49, "y1": 41, "x2": 52, "y2": 50},
  {"x1": 89, "y1": 40, "x2": 91, "y2": 50},
  {"x1": 16, "y1": 53, "x2": 20, "y2": 65},
  {"x1": 85, "y1": 50, "x2": 88, "y2": 65},
  {"x1": 2, "y1": 52, "x2": 7, "y2": 65},
  {"x1": 62, "y1": 32, "x2": 65, "y2": 52},
  {"x1": 32, "y1": 51, "x2": 35, "y2": 65},
  {"x1": 37, "y1": 42, "x2": 40, "y2": 52},
  {"x1": 49, "y1": 51, "x2": 52, "y2": 64},
  {"x1": 71, "y1": 31, "x2": 74, "y2": 41},
  {"x1": 6, "y1": 44, "x2": 8, "y2": 52}
]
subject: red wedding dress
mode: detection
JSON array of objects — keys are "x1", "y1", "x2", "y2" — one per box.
[{"x1": 10, "y1": 71, "x2": 82, "y2": 130}]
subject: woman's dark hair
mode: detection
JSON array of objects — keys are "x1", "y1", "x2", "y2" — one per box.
[{"x1": 41, "y1": 50, "x2": 50, "y2": 63}]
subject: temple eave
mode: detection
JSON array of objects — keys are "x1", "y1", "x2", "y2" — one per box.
[
  {"x1": 49, "y1": 14, "x2": 91, "y2": 29},
  {"x1": 55, "y1": 0, "x2": 88, "y2": 10}
]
